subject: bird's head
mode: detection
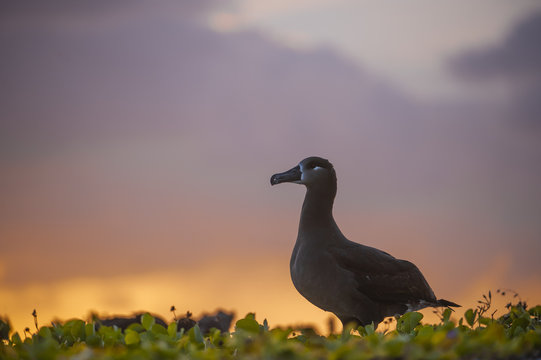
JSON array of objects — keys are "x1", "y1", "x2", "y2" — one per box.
[{"x1": 270, "y1": 156, "x2": 335, "y2": 189}]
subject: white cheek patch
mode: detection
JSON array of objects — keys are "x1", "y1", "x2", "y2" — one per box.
[
  {"x1": 299, "y1": 163, "x2": 307, "y2": 183},
  {"x1": 298, "y1": 164, "x2": 324, "y2": 183},
  {"x1": 300, "y1": 170, "x2": 306, "y2": 183}
]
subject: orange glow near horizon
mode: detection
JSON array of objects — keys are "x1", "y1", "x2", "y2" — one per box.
[
  {"x1": 1, "y1": 0, "x2": 540, "y2": 342},
  {"x1": 2, "y1": 256, "x2": 540, "y2": 336}
]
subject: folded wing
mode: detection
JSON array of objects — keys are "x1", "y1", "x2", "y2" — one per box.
[{"x1": 330, "y1": 241, "x2": 438, "y2": 313}]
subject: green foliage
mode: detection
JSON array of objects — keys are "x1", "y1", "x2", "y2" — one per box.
[
  {"x1": 141, "y1": 313, "x2": 154, "y2": 331},
  {"x1": 1, "y1": 303, "x2": 540, "y2": 359},
  {"x1": 396, "y1": 311, "x2": 423, "y2": 334},
  {"x1": 0, "y1": 317, "x2": 11, "y2": 342},
  {"x1": 235, "y1": 313, "x2": 262, "y2": 334},
  {"x1": 124, "y1": 329, "x2": 140, "y2": 345}
]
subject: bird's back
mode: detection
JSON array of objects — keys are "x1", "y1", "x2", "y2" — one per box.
[{"x1": 329, "y1": 240, "x2": 439, "y2": 313}]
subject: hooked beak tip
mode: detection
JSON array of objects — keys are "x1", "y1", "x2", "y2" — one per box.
[{"x1": 270, "y1": 165, "x2": 302, "y2": 186}]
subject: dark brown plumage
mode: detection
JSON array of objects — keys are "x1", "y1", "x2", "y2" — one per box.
[{"x1": 271, "y1": 156, "x2": 459, "y2": 326}]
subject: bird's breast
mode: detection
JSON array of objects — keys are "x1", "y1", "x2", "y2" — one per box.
[{"x1": 290, "y1": 241, "x2": 354, "y2": 313}]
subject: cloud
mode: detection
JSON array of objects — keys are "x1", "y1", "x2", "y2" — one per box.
[
  {"x1": 0, "y1": 1, "x2": 539, "y2": 311},
  {"x1": 0, "y1": 3, "x2": 412, "y2": 162},
  {"x1": 450, "y1": 11, "x2": 541, "y2": 81},
  {"x1": 0, "y1": 0, "x2": 215, "y2": 23},
  {"x1": 0, "y1": 3, "x2": 417, "y2": 286},
  {"x1": 450, "y1": 11, "x2": 541, "y2": 126}
]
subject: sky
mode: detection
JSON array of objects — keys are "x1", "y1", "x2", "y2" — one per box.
[{"x1": 1, "y1": 0, "x2": 540, "y2": 334}]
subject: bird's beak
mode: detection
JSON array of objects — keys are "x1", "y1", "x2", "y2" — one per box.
[{"x1": 270, "y1": 165, "x2": 302, "y2": 185}]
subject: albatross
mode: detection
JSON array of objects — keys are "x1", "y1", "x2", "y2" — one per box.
[{"x1": 270, "y1": 156, "x2": 459, "y2": 327}]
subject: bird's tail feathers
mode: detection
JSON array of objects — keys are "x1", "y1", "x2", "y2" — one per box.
[{"x1": 437, "y1": 299, "x2": 461, "y2": 308}]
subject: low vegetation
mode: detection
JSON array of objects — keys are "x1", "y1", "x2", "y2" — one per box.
[{"x1": 1, "y1": 292, "x2": 540, "y2": 359}]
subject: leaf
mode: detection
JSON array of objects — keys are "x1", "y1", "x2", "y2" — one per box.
[
  {"x1": 464, "y1": 309, "x2": 476, "y2": 327},
  {"x1": 358, "y1": 322, "x2": 375, "y2": 336},
  {"x1": 11, "y1": 332, "x2": 22, "y2": 345},
  {"x1": 70, "y1": 320, "x2": 85, "y2": 339},
  {"x1": 479, "y1": 316, "x2": 492, "y2": 326},
  {"x1": 85, "y1": 323, "x2": 95, "y2": 337},
  {"x1": 167, "y1": 322, "x2": 177, "y2": 338},
  {"x1": 365, "y1": 322, "x2": 375, "y2": 335},
  {"x1": 396, "y1": 312, "x2": 423, "y2": 334},
  {"x1": 97, "y1": 325, "x2": 113, "y2": 336},
  {"x1": 150, "y1": 323, "x2": 168, "y2": 335},
  {"x1": 511, "y1": 313, "x2": 531, "y2": 331},
  {"x1": 86, "y1": 334, "x2": 101, "y2": 347},
  {"x1": 0, "y1": 318, "x2": 11, "y2": 341},
  {"x1": 38, "y1": 326, "x2": 52, "y2": 338},
  {"x1": 141, "y1": 313, "x2": 155, "y2": 331},
  {"x1": 442, "y1": 308, "x2": 452, "y2": 323},
  {"x1": 416, "y1": 325, "x2": 434, "y2": 341},
  {"x1": 235, "y1": 317, "x2": 261, "y2": 334},
  {"x1": 126, "y1": 323, "x2": 145, "y2": 332},
  {"x1": 528, "y1": 305, "x2": 541, "y2": 316},
  {"x1": 124, "y1": 329, "x2": 140, "y2": 345},
  {"x1": 190, "y1": 324, "x2": 204, "y2": 344}
]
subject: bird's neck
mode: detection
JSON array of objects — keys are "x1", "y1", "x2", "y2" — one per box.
[{"x1": 299, "y1": 180, "x2": 337, "y2": 230}]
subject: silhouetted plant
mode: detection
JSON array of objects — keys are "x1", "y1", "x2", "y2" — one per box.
[
  {"x1": 0, "y1": 317, "x2": 10, "y2": 342},
  {"x1": 31, "y1": 309, "x2": 38, "y2": 331},
  {"x1": 1, "y1": 296, "x2": 539, "y2": 359}
]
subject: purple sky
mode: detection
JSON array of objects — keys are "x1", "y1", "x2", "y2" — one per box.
[{"x1": 1, "y1": 1, "x2": 540, "y2": 332}]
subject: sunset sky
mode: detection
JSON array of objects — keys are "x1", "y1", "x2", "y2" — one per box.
[{"x1": 1, "y1": 0, "x2": 541, "y2": 334}]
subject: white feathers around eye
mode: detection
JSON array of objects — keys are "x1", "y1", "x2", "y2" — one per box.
[
  {"x1": 299, "y1": 163, "x2": 324, "y2": 172},
  {"x1": 299, "y1": 163, "x2": 325, "y2": 184}
]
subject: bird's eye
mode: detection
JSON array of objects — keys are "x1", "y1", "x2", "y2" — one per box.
[{"x1": 308, "y1": 163, "x2": 316, "y2": 169}]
